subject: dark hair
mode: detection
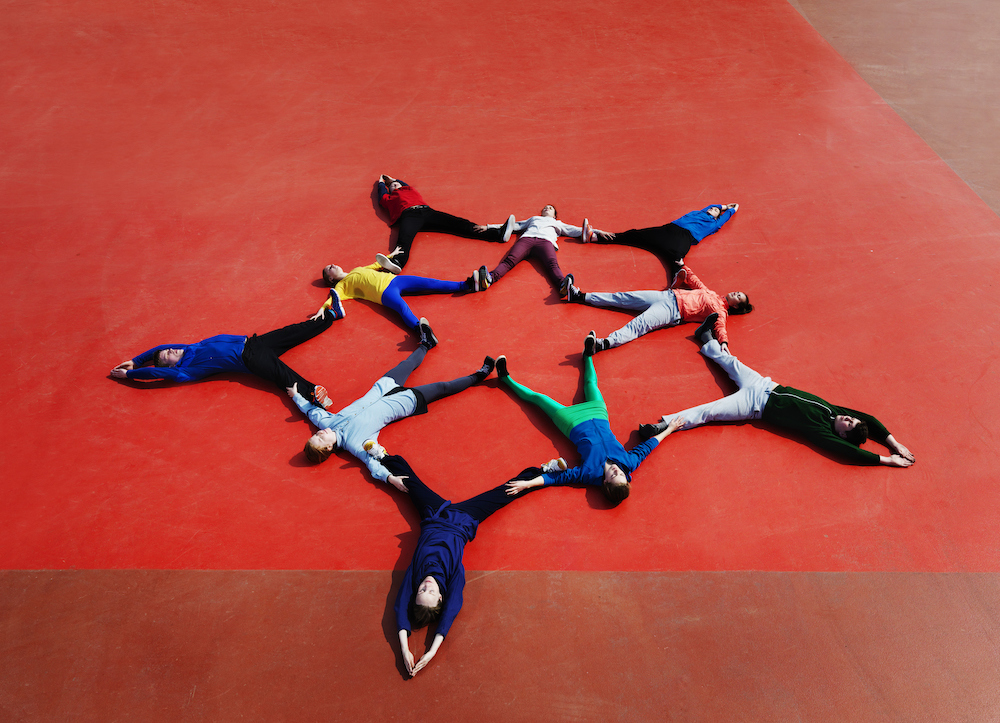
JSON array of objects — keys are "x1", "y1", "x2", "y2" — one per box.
[
  {"x1": 843, "y1": 420, "x2": 869, "y2": 446},
  {"x1": 602, "y1": 479, "x2": 631, "y2": 504},
  {"x1": 304, "y1": 438, "x2": 334, "y2": 464},
  {"x1": 546, "y1": 204, "x2": 558, "y2": 219},
  {"x1": 411, "y1": 600, "x2": 443, "y2": 629},
  {"x1": 153, "y1": 350, "x2": 170, "y2": 367},
  {"x1": 322, "y1": 267, "x2": 337, "y2": 287},
  {"x1": 728, "y1": 293, "x2": 754, "y2": 316}
]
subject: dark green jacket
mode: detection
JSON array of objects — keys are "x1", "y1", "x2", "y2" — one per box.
[{"x1": 762, "y1": 385, "x2": 890, "y2": 465}]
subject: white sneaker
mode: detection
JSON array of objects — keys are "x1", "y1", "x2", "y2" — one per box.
[
  {"x1": 376, "y1": 253, "x2": 402, "y2": 274},
  {"x1": 541, "y1": 457, "x2": 567, "y2": 474},
  {"x1": 363, "y1": 440, "x2": 387, "y2": 459},
  {"x1": 501, "y1": 214, "x2": 516, "y2": 243}
]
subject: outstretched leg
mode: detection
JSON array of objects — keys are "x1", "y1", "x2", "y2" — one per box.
[
  {"x1": 382, "y1": 455, "x2": 447, "y2": 520},
  {"x1": 411, "y1": 368, "x2": 482, "y2": 404},
  {"x1": 422, "y1": 208, "x2": 501, "y2": 241},
  {"x1": 581, "y1": 355, "x2": 604, "y2": 405},
  {"x1": 604, "y1": 297, "x2": 681, "y2": 348},
  {"x1": 242, "y1": 314, "x2": 336, "y2": 396},
  {"x1": 527, "y1": 240, "x2": 567, "y2": 289},
  {"x1": 451, "y1": 467, "x2": 542, "y2": 522},
  {"x1": 500, "y1": 374, "x2": 567, "y2": 421},
  {"x1": 253, "y1": 313, "x2": 336, "y2": 356},
  {"x1": 489, "y1": 236, "x2": 534, "y2": 282},
  {"x1": 381, "y1": 276, "x2": 466, "y2": 331},
  {"x1": 384, "y1": 346, "x2": 428, "y2": 387}
]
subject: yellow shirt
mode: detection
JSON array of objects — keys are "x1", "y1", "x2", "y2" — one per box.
[{"x1": 332, "y1": 264, "x2": 395, "y2": 305}]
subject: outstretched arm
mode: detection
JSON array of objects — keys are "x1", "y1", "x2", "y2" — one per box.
[
  {"x1": 409, "y1": 634, "x2": 444, "y2": 677},
  {"x1": 110, "y1": 360, "x2": 135, "y2": 378},
  {"x1": 653, "y1": 417, "x2": 685, "y2": 442},
  {"x1": 506, "y1": 474, "x2": 545, "y2": 496},
  {"x1": 879, "y1": 454, "x2": 914, "y2": 467}
]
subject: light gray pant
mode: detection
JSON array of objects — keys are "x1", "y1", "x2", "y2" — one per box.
[
  {"x1": 585, "y1": 290, "x2": 681, "y2": 348},
  {"x1": 662, "y1": 340, "x2": 777, "y2": 429}
]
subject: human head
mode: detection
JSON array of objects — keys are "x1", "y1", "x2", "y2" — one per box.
[
  {"x1": 602, "y1": 463, "x2": 631, "y2": 504},
  {"x1": 541, "y1": 204, "x2": 558, "y2": 219},
  {"x1": 388, "y1": 181, "x2": 402, "y2": 192},
  {"x1": 725, "y1": 291, "x2": 753, "y2": 315},
  {"x1": 154, "y1": 348, "x2": 185, "y2": 367},
  {"x1": 411, "y1": 576, "x2": 443, "y2": 628},
  {"x1": 322, "y1": 263, "x2": 348, "y2": 286},
  {"x1": 304, "y1": 428, "x2": 338, "y2": 464},
  {"x1": 834, "y1": 415, "x2": 869, "y2": 446},
  {"x1": 707, "y1": 206, "x2": 722, "y2": 218}
]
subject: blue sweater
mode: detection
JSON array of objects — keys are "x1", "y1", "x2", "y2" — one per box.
[
  {"x1": 541, "y1": 418, "x2": 660, "y2": 486},
  {"x1": 126, "y1": 335, "x2": 249, "y2": 382},
  {"x1": 394, "y1": 502, "x2": 479, "y2": 638},
  {"x1": 671, "y1": 205, "x2": 735, "y2": 243}
]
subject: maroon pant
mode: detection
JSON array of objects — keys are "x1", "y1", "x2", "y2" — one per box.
[{"x1": 490, "y1": 236, "x2": 566, "y2": 288}]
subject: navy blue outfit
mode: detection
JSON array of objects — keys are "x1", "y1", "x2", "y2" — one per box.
[
  {"x1": 542, "y1": 418, "x2": 660, "y2": 487},
  {"x1": 388, "y1": 455, "x2": 537, "y2": 638}
]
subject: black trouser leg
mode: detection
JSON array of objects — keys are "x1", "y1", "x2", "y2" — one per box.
[
  {"x1": 242, "y1": 342, "x2": 316, "y2": 396},
  {"x1": 383, "y1": 455, "x2": 448, "y2": 520},
  {"x1": 423, "y1": 208, "x2": 496, "y2": 240},
  {"x1": 451, "y1": 466, "x2": 542, "y2": 522},
  {"x1": 393, "y1": 211, "x2": 426, "y2": 270},
  {"x1": 384, "y1": 346, "x2": 427, "y2": 386},
  {"x1": 411, "y1": 373, "x2": 476, "y2": 405},
  {"x1": 253, "y1": 314, "x2": 335, "y2": 356}
]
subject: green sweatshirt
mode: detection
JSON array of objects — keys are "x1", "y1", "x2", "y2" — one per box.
[{"x1": 761, "y1": 385, "x2": 890, "y2": 465}]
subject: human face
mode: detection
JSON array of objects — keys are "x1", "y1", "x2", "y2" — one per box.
[
  {"x1": 604, "y1": 462, "x2": 627, "y2": 487},
  {"x1": 322, "y1": 264, "x2": 345, "y2": 285},
  {"x1": 540, "y1": 204, "x2": 556, "y2": 218},
  {"x1": 726, "y1": 291, "x2": 747, "y2": 309},
  {"x1": 415, "y1": 576, "x2": 442, "y2": 607},
  {"x1": 707, "y1": 206, "x2": 722, "y2": 219},
  {"x1": 159, "y1": 348, "x2": 185, "y2": 367},
  {"x1": 833, "y1": 415, "x2": 860, "y2": 439},
  {"x1": 388, "y1": 181, "x2": 402, "y2": 192},
  {"x1": 309, "y1": 427, "x2": 338, "y2": 451}
]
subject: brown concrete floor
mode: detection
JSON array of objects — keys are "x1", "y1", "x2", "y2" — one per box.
[{"x1": 792, "y1": 0, "x2": 1000, "y2": 213}]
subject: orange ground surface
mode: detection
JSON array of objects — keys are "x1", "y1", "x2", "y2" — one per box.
[{"x1": 3, "y1": 0, "x2": 1000, "y2": 718}]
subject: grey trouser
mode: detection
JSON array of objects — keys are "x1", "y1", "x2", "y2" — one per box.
[
  {"x1": 662, "y1": 340, "x2": 777, "y2": 429},
  {"x1": 585, "y1": 290, "x2": 681, "y2": 347}
]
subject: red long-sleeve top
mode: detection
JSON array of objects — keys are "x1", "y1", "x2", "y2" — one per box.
[
  {"x1": 672, "y1": 267, "x2": 731, "y2": 345},
  {"x1": 379, "y1": 182, "x2": 426, "y2": 224}
]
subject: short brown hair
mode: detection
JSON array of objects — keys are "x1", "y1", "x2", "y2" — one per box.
[
  {"x1": 304, "y1": 438, "x2": 334, "y2": 464},
  {"x1": 153, "y1": 350, "x2": 170, "y2": 367},
  {"x1": 729, "y1": 293, "x2": 753, "y2": 316},
  {"x1": 411, "y1": 600, "x2": 443, "y2": 629},
  {"x1": 602, "y1": 479, "x2": 631, "y2": 504},
  {"x1": 843, "y1": 420, "x2": 869, "y2": 446}
]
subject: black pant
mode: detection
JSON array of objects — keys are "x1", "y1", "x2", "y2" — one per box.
[
  {"x1": 383, "y1": 455, "x2": 540, "y2": 523},
  {"x1": 241, "y1": 313, "x2": 334, "y2": 397},
  {"x1": 383, "y1": 346, "x2": 479, "y2": 409},
  {"x1": 393, "y1": 206, "x2": 501, "y2": 270},
  {"x1": 594, "y1": 222, "x2": 695, "y2": 273}
]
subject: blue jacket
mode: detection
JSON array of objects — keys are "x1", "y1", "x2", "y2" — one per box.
[
  {"x1": 126, "y1": 335, "x2": 249, "y2": 382},
  {"x1": 671, "y1": 205, "x2": 735, "y2": 243},
  {"x1": 394, "y1": 503, "x2": 478, "y2": 638},
  {"x1": 541, "y1": 418, "x2": 660, "y2": 486}
]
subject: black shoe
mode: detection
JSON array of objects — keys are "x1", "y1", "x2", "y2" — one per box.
[
  {"x1": 478, "y1": 265, "x2": 492, "y2": 291},
  {"x1": 475, "y1": 356, "x2": 496, "y2": 381},
  {"x1": 466, "y1": 272, "x2": 478, "y2": 292},
  {"x1": 559, "y1": 273, "x2": 575, "y2": 298},
  {"x1": 495, "y1": 355, "x2": 508, "y2": 378},
  {"x1": 693, "y1": 312, "x2": 718, "y2": 346},
  {"x1": 419, "y1": 317, "x2": 438, "y2": 349},
  {"x1": 566, "y1": 284, "x2": 585, "y2": 303},
  {"x1": 638, "y1": 422, "x2": 665, "y2": 440},
  {"x1": 583, "y1": 330, "x2": 598, "y2": 357}
]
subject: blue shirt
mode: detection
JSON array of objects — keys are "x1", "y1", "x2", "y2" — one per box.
[
  {"x1": 126, "y1": 335, "x2": 249, "y2": 382},
  {"x1": 541, "y1": 418, "x2": 660, "y2": 486},
  {"x1": 671, "y1": 205, "x2": 735, "y2": 243},
  {"x1": 394, "y1": 503, "x2": 479, "y2": 638}
]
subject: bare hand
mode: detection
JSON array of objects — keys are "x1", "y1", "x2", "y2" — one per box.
[
  {"x1": 595, "y1": 231, "x2": 615, "y2": 242},
  {"x1": 388, "y1": 246, "x2": 403, "y2": 258},
  {"x1": 892, "y1": 442, "x2": 914, "y2": 462},
  {"x1": 309, "y1": 306, "x2": 326, "y2": 322},
  {"x1": 666, "y1": 417, "x2": 685, "y2": 433},
  {"x1": 286, "y1": 383, "x2": 298, "y2": 398},
  {"x1": 473, "y1": 224, "x2": 487, "y2": 232},
  {"x1": 506, "y1": 477, "x2": 536, "y2": 496},
  {"x1": 410, "y1": 649, "x2": 437, "y2": 676},
  {"x1": 720, "y1": 342, "x2": 729, "y2": 354},
  {"x1": 387, "y1": 474, "x2": 409, "y2": 492},
  {"x1": 115, "y1": 360, "x2": 135, "y2": 370},
  {"x1": 110, "y1": 367, "x2": 129, "y2": 378},
  {"x1": 401, "y1": 645, "x2": 415, "y2": 675},
  {"x1": 886, "y1": 454, "x2": 914, "y2": 468}
]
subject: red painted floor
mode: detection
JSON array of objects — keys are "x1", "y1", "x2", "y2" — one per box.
[{"x1": 3, "y1": 0, "x2": 1000, "y2": 717}]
